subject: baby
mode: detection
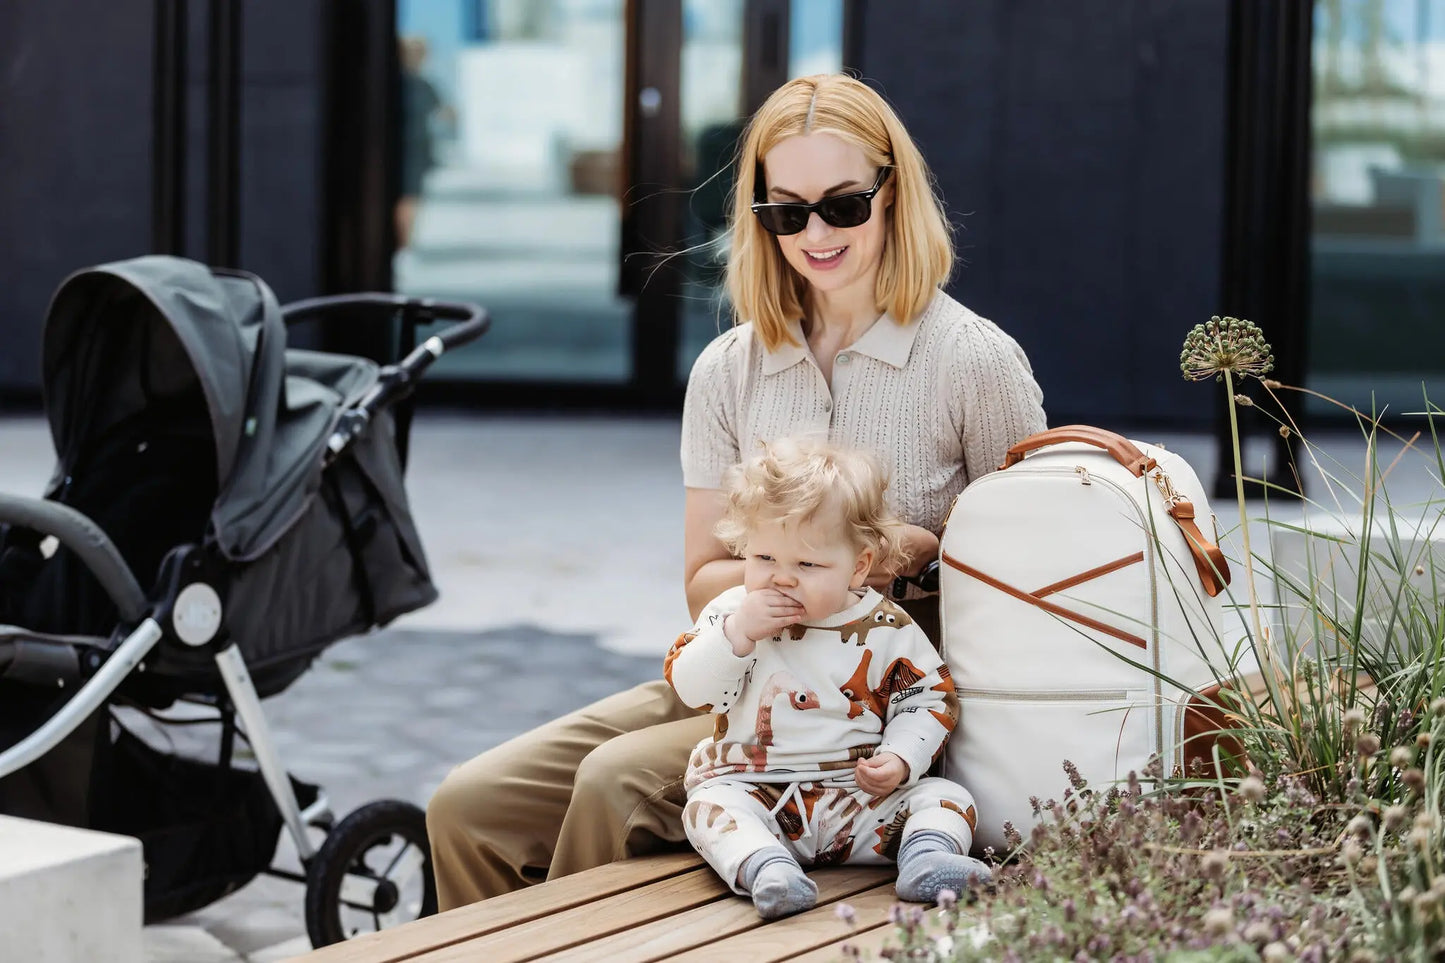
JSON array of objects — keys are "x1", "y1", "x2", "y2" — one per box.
[{"x1": 664, "y1": 437, "x2": 990, "y2": 919}]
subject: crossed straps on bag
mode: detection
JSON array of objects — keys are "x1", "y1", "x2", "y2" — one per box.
[{"x1": 942, "y1": 426, "x2": 1232, "y2": 649}]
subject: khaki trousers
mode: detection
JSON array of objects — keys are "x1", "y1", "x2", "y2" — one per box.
[
  {"x1": 426, "y1": 598, "x2": 940, "y2": 911},
  {"x1": 427, "y1": 679, "x2": 710, "y2": 910}
]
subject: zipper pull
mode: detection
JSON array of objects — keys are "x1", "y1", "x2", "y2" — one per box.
[{"x1": 1075, "y1": 465, "x2": 1091, "y2": 485}]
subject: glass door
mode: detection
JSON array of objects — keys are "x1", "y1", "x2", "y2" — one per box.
[
  {"x1": 394, "y1": 0, "x2": 633, "y2": 383},
  {"x1": 673, "y1": 0, "x2": 844, "y2": 382},
  {"x1": 1309, "y1": 0, "x2": 1445, "y2": 416}
]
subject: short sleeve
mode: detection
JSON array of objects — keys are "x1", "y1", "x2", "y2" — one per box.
[
  {"x1": 680, "y1": 331, "x2": 743, "y2": 489},
  {"x1": 950, "y1": 316, "x2": 1048, "y2": 484}
]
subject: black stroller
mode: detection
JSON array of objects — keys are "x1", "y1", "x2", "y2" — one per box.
[{"x1": 0, "y1": 256, "x2": 488, "y2": 946}]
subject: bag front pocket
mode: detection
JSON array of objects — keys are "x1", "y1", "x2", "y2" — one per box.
[{"x1": 945, "y1": 688, "x2": 1157, "y2": 854}]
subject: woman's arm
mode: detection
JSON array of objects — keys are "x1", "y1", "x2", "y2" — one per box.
[{"x1": 683, "y1": 487, "x2": 745, "y2": 621}]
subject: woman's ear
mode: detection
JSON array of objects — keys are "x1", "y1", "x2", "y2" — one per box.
[{"x1": 851, "y1": 548, "x2": 875, "y2": 588}]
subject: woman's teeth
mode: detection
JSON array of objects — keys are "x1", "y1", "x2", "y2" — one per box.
[{"x1": 807, "y1": 247, "x2": 845, "y2": 261}]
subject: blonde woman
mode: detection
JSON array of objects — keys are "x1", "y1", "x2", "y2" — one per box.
[{"x1": 427, "y1": 74, "x2": 1046, "y2": 910}]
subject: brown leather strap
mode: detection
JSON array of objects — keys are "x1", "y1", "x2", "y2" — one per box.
[
  {"x1": 1001, "y1": 425, "x2": 1157, "y2": 476},
  {"x1": 1032, "y1": 551, "x2": 1145, "y2": 599},
  {"x1": 942, "y1": 551, "x2": 1147, "y2": 650},
  {"x1": 1166, "y1": 499, "x2": 1230, "y2": 598}
]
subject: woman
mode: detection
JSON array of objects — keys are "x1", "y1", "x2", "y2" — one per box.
[{"x1": 426, "y1": 74, "x2": 1047, "y2": 910}]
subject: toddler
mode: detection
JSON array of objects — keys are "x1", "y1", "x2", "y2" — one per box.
[{"x1": 664, "y1": 438, "x2": 990, "y2": 919}]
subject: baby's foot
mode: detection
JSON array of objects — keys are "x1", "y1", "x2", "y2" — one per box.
[
  {"x1": 751, "y1": 860, "x2": 819, "y2": 919},
  {"x1": 895, "y1": 852, "x2": 993, "y2": 903}
]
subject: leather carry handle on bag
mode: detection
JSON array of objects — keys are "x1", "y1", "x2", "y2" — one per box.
[{"x1": 1000, "y1": 425, "x2": 1231, "y2": 597}]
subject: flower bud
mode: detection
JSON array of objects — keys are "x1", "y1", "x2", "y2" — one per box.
[
  {"x1": 1342, "y1": 707, "x2": 1367, "y2": 733},
  {"x1": 1202, "y1": 850, "x2": 1230, "y2": 878},
  {"x1": 1347, "y1": 814, "x2": 1374, "y2": 838},
  {"x1": 1391, "y1": 746, "x2": 1415, "y2": 768},
  {"x1": 1418, "y1": 732, "x2": 1433, "y2": 749},
  {"x1": 1341, "y1": 836, "x2": 1363, "y2": 867},
  {"x1": 1403, "y1": 768, "x2": 1426, "y2": 794},
  {"x1": 1239, "y1": 775, "x2": 1267, "y2": 803},
  {"x1": 1357, "y1": 733, "x2": 1381, "y2": 757},
  {"x1": 1384, "y1": 805, "x2": 1409, "y2": 833},
  {"x1": 1431, "y1": 697, "x2": 1445, "y2": 718},
  {"x1": 1203, "y1": 907, "x2": 1234, "y2": 938}
]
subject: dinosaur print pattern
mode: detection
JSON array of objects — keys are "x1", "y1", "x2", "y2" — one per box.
[{"x1": 837, "y1": 598, "x2": 913, "y2": 646}]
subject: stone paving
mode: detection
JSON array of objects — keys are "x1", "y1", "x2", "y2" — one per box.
[{"x1": 2, "y1": 410, "x2": 1442, "y2": 960}]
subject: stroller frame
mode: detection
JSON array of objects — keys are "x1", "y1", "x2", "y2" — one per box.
[{"x1": 0, "y1": 290, "x2": 488, "y2": 945}]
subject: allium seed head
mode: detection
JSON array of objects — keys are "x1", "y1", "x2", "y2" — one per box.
[
  {"x1": 1181, "y1": 316, "x2": 1275, "y2": 382},
  {"x1": 1341, "y1": 837, "x2": 1363, "y2": 867},
  {"x1": 1342, "y1": 707, "x2": 1367, "y2": 732},
  {"x1": 1411, "y1": 827, "x2": 1431, "y2": 850},
  {"x1": 1356, "y1": 733, "x2": 1381, "y2": 757},
  {"x1": 1391, "y1": 746, "x2": 1415, "y2": 768},
  {"x1": 1432, "y1": 697, "x2": 1445, "y2": 718},
  {"x1": 1347, "y1": 814, "x2": 1373, "y2": 839},
  {"x1": 1418, "y1": 732, "x2": 1433, "y2": 749},
  {"x1": 1239, "y1": 775, "x2": 1266, "y2": 803},
  {"x1": 1384, "y1": 805, "x2": 1409, "y2": 832},
  {"x1": 1403, "y1": 768, "x2": 1426, "y2": 794}
]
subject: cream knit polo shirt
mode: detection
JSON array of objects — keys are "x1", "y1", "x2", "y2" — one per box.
[{"x1": 680, "y1": 290, "x2": 1047, "y2": 536}]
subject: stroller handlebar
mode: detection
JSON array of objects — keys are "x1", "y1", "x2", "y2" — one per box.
[
  {"x1": 0, "y1": 494, "x2": 148, "y2": 624},
  {"x1": 301, "y1": 295, "x2": 491, "y2": 464}
]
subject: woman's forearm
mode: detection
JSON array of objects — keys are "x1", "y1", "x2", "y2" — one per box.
[{"x1": 686, "y1": 558, "x2": 746, "y2": 621}]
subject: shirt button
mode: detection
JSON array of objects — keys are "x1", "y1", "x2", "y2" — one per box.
[
  {"x1": 837, "y1": 353, "x2": 851, "y2": 364},
  {"x1": 824, "y1": 400, "x2": 833, "y2": 413}
]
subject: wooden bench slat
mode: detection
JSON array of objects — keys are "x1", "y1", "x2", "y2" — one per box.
[
  {"x1": 533, "y1": 866, "x2": 894, "y2": 963},
  {"x1": 668, "y1": 883, "x2": 903, "y2": 962},
  {"x1": 291, "y1": 851, "x2": 704, "y2": 963},
  {"x1": 783, "y1": 921, "x2": 897, "y2": 962},
  {"x1": 408, "y1": 867, "x2": 731, "y2": 963}
]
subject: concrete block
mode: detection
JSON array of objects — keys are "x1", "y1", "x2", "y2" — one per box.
[
  {"x1": 1270, "y1": 511, "x2": 1445, "y2": 663},
  {"x1": 0, "y1": 815, "x2": 143, "y2": 963}
]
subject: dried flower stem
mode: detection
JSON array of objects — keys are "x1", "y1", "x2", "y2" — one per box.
[{"x1": 1225, "y1": 369, "x2": 1283, "y2": 703}]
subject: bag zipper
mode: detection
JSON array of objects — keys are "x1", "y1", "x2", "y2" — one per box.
[{"x1": 956, "y1": 687, "x2": 1131, "y2": 702}]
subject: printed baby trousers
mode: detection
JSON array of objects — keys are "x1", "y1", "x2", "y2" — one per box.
[{"x1": 683, "y1": 776, "x2": 978, "y2": 894}]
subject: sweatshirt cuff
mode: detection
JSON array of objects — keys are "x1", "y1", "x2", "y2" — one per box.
[
  {"x1": 691, "y1": 622, "x2": 756, "y2": 680},
  {"x1": 875, "y1": 739, "x2": 935, "y2": 787}
]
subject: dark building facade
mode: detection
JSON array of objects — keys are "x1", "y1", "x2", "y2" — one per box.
[{"x1": 2, "y1": 1, "x2": 1438, "y2": 433}]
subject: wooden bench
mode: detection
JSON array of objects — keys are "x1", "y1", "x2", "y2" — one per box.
[{"x1": 292, "y1": 851, "x2": 905, "y2": 962}]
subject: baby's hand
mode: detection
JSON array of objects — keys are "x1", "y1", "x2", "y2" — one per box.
[
  {"x1": 723, "y1": 588, "x2": 805, "y2": 656},
  {"x1": 855, "y1": 751, "x2": 908, "y2": 797}
]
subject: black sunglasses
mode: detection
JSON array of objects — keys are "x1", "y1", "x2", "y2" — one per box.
[{"x1": 751, "y1": 167, "x2": 892, "y2": 236}]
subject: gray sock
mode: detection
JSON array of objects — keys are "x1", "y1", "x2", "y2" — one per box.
[
  {"x1": 895, "y1": 830, "x2": 993, "y2": 903},
  {"x1": 739, "y1": 847, "x2": 818, "y2": 919}
]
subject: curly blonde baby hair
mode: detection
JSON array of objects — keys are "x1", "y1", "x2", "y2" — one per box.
[{"x1": 715, "y1": 437, "x2": 910, "y2": 574}]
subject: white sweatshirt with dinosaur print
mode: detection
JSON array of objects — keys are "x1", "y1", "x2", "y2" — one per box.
[{"x1": 664, "y1": 586, "x2": 960, "y2": 793}]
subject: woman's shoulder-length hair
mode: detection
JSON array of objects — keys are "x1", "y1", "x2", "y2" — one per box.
[{"x1": 725, "y1": 74, "x2": 954, "y2": 351}]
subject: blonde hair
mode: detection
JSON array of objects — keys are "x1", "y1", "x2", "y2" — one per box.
[
  {"x1": 726, "y1": 74, "x2": 954, "y2": 351},
  {"x1": 715, "y1": 437, "x2": 910, "y2": 574}
]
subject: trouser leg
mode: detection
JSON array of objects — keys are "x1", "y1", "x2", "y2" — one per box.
[{"x1": 426, "y1": 679, "x2": 702, "y2": 909}]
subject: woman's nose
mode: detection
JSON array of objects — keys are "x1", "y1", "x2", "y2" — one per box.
[{"x1": 803, "y1": 211, "x2": 831, "y2": 241}]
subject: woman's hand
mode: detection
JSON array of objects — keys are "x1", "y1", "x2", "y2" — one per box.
[
  {"x1": 723, "y1": 588, "x2": 805, "y2": 656},
  {"x1": 863, "y1": 524, "x2": 940, "y2": 592},
  {"x1": 855, "y1": 751, "x2": 908, "y2": 797}
]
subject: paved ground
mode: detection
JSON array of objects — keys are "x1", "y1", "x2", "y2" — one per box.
[{"x1": 1, "y1": 410, "x2": 1441, "y2": 960}]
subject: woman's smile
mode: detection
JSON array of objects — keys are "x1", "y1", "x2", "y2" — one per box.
[{"x1": 802, "y1": 245, "x2": 848, "y2": 270}]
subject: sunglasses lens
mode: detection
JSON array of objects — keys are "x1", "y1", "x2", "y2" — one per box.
[
  {"x1": 818, "y1": 196, "x2": 872, "y2": 229},
  {"x1": 755, "y1": 205, "x2": 809, "y2": 235}
]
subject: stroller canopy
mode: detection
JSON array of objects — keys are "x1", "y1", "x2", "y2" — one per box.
[{"x1": 41, "y1": 255, "x2": 373, "y2": 562}]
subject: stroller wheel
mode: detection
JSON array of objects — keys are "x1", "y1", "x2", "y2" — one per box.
[{"x1": 303, "y1": 799, "x2": 437, "y2": 947}]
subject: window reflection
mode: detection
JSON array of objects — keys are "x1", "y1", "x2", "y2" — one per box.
[
  {"x1": 1311, "y1": 0, "x2": 1445, "y2": 415},
  {"x1": 395, "y1": 0, "x2": 630, "y2": 383}
]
